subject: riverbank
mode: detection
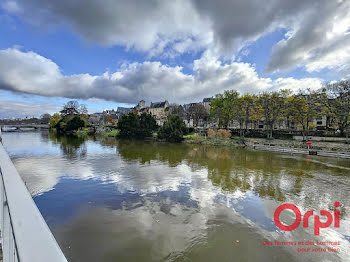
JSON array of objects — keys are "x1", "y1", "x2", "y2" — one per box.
[
  {"x1": 49, "y1": 127, "x2": 350, "y2": 157},
  {"x1": 183, "y1": 134, "x2": 350, "y2": 153}
]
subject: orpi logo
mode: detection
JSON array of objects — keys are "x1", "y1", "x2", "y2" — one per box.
[{"x1": 274, "y1": 202, "x2": 340, "y2": 235}]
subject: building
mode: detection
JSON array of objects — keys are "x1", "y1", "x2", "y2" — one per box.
[
  {"x1": 226, "y1": 114, "x2": 329, "y2": 132},
  {"x1": 117, "y1": 107, "x2": 133, "y2": 115},
  {"x1": 135, "y1": 100, "x2": 146, "y2": 111},
  {"x1": 148, "y1": 100, "x2": 169, "y2": 125},
  {"x1": 183, "y1": 102, "x2": 198, "y2": 111},
  {"x1": 102, "y1": 109, "x2": 116, "y2": 115},
  {"x1": 88, "y1": 113, "x2": 103, "y2": 125},
  {"x1": 201, "y1": 97, "x2": 213, "y2": 112}
]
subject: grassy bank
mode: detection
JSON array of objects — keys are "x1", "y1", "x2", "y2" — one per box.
[
  {"x1": 102, "y1": 129, "x2": 120, "y2": 137},
  {"x1": 184, "y1": 134, "x2": 350, "y2": 152},
  {"x1": 76, "y1": 127, "x2": 91, "y2": 136},
  {"x1": 183, "y1": 134, "x2": 245, "y2": 147}
]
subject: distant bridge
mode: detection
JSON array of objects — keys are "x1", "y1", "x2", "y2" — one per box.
[{"x1": 0, "y1": 124, "x2": 49, "y2": 131}]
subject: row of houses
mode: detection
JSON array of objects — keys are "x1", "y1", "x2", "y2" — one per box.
[
  {"x1": 88, "y1": 97, "x2": 329, "y2": 132},
  {"x1": 87, "y1": 98, "x2": 213, "y2": 126},
  {"x1": 226, "y1": 116, "x2": 328, "y2": 131}
]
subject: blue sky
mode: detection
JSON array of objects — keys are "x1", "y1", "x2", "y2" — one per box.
[{"x1": 0, "y1": 0, "x2": 349, "y2": 118}]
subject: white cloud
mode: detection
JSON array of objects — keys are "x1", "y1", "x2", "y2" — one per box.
[
  {"x1": 0, "y1": 48, "x2": 324, "y2": 106},
  {"x1": 0, "y1": 97, "x2": 59, "y2": 118},
  {"x1": 305, "y1": 44, "x2": 350, "y2": 75},
  {"x1": 271, "y1": 77, "x2": 323, "y2": 93},
  {"x1": 266, "y1": 0, "x2": 350, "y2": 74},
  {"x1": 2, "y1": 0, "x2": 350, "y2": 74},
  {"x1": 0, "y1": 0, "x2": 211, "y2": 57}
]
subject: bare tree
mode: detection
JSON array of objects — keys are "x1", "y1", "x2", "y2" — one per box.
[
  {"x1": 79, "y1": 104, "x2": 88, "y2": 115},
  {"x1": 60, "y1": 100, "x2": 80, "y2": 116},
  {"x1": 170, "y1": 104, "x2": 185, "y2": 119},
  {"x1": 40, "y1": 113, "x2": 51, "y2": 124},
  {"x1": 186, "y1": 103, "x2": 209, "y2": 127}
]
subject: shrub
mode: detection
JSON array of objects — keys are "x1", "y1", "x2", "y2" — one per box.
[
  {"x1": 49, "y1": 113, "x2": 61, "y2": 128},
  {"x1": 55, "y1": 115, "x2": 85, "y2": 133},
  {"x1": 158, "y1": 115, "x2": 188, "y2": 142},
  {"x1": 217, "y1": 129, "x2": 231, "y2": 140},
  {"x1": 65, "y1": 116, "x2": 86, "y2": 131},
  {"x1": 207, "y1": 129, "x2": 216, "y2": 138},
  {"x1": 57, "y1": 121, "x2": 66, "y2": 131}
]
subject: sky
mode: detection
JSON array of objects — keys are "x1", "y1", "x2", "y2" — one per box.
[{"x1": 0, "y1": 0, "x2": 350, "y2": 118}]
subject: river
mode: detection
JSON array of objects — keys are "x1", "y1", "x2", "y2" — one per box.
[{"x1": 2, "y1": 131, "x2": 350, "y2": 262}]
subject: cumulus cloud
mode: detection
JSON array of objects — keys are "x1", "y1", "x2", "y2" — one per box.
[
  {"x1": 271, "y1": 77, "x2": 323, "y2": 93},
  {"x1": 2, "y1": 0, "x2": 350, "y2": 73},
  {"x1": 1, "y1": 0, "x2": 211, "y2": 57},
  {"x1": 266, "y1": 0, "x2": 350, "y2": 74},
  {"x1": 0, "y1": 48, "x2": 323, "y2": 105}
]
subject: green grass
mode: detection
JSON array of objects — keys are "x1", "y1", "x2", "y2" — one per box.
[
  {"x1": 103, "y1": 129, "x2": 120, "y2": 137},
  {"x1": 183, "y1": 133, "x2": 244, "y2": 147},
  {"x1": 76, "y1": 128, "x2": 90, "y2": 136}
]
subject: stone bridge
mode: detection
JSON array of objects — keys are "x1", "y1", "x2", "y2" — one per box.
[{"x1": 0, "y1": 124, "x2": 49, "y2": 131}]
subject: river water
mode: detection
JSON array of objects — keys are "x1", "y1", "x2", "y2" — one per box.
[{"x1": 2, "y1": 131, "x2": 350, "y2": 262}]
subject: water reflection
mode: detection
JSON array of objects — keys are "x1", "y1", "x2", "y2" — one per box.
[
  {"x1": 47, "y1": 132, "x2": 87, "y2": 159},
  {"x1": 2, "y1": 131, "x2": 350, "y2": 262},
  {"x1": 116, "y1": 140, "x2": 190, "y2": 167}
]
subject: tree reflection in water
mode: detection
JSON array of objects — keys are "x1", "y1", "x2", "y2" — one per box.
[
  {"x1": 47, "y1": 131, "x2": 87, "y2": 159},
  {"x1": 115, "y1": 141, "x2": 301, "y2": 201}
]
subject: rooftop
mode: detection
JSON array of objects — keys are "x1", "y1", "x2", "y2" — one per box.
[
  {"x1": 203, "y1": 97, "x2": 213, "y2": 102},
  {"x1": 150, "y1": 101, "x2": 168, "y2": 108}
]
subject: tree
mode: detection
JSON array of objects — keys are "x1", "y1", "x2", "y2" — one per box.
[
  {"x1": 170, "y1": 105, "x2": 186, "y2": 118},
  {"x1": 257, "y1": 91, "x2": 286, "y2": 139},
  {"x1": 49, "y1": 113, "x2": 61, "y2": 128},
  {"x1": 105, "y1": 115, "x2": 116, "y2": 125},
  {"x1": 79, "y1": 104, "x2": 88, "y2": 119},
  {"x1": 118, "y1": 112, "x2": 140, "y2": 138},
  {"x1": 55, "y1": 115, "x2": 85, "y2": 133},
  {"x1": 186, "y1": 103, "x2": 208, "y2": 126},
  {"x1": 40, "y1": 113, "x2": 51, "y2": 124},
  {"x1": 210, "y1": 90, "x2": 239, "y2": 128},
  {"x1": 291, "y1": 89, "x2": 329, "y2": 139},
  {"x1": 139, "y1": 113, "x2": 158, "y2": 138},
  {"x1": 250, "y1": 100, "x2": 263, "y2": 130},
  {"x1": 117, "y1": 112, "x2": 157, "y2": 139},
  {"x1": 287, "y1": 96, "x2": 309, "y2": 140},
  {"x1": 65, "y1": 116, "x2": 86, "y2": 132},
  {"x1": 158, "y1": 115, "x2": 188, "y2": 142},
  {"x1": 235, "y1": 94, "x2": 255, "y2": 137},
  {"x1": 327, "y1": 80, "x2": 350, "y2": 137},
  {"x1": 60, "y1": 100, "x2": 80, "y2": 116}
]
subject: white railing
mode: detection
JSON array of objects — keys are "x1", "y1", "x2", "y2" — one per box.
[{"x1": 0, "y1": 142, "x2": 68, "y2": 262}]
